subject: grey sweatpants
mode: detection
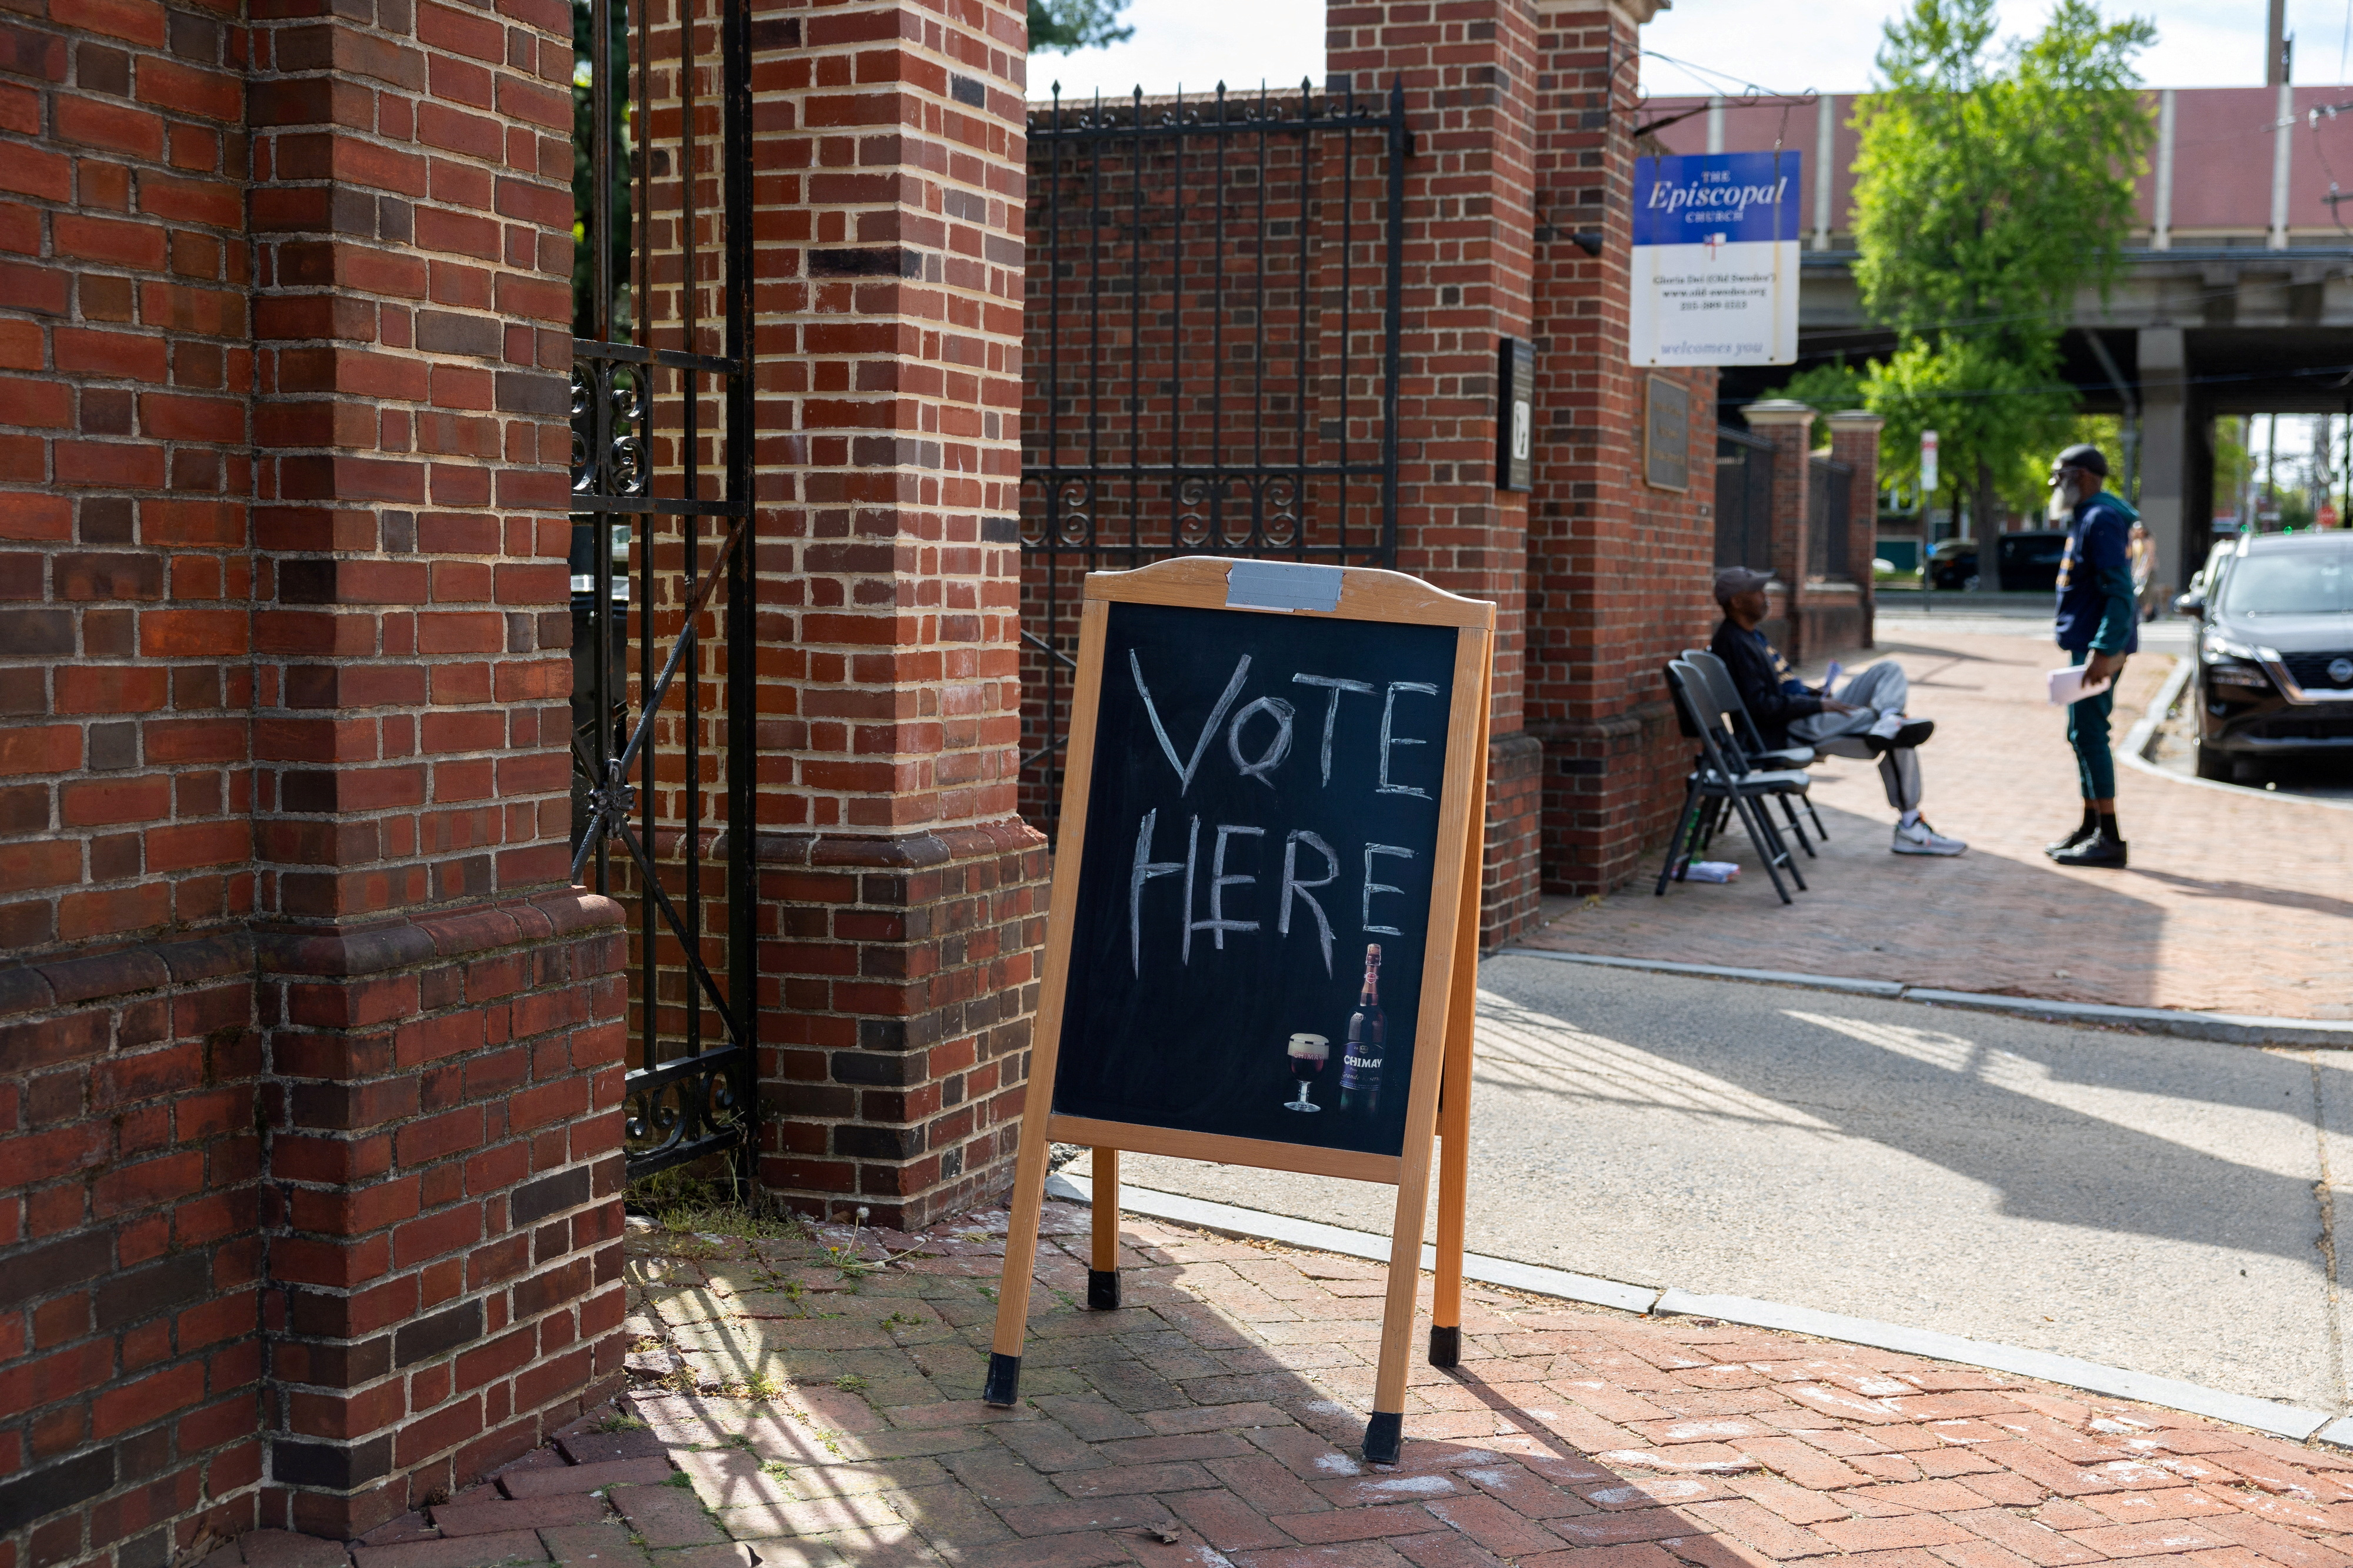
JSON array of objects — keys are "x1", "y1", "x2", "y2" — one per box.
[{"x1": 1786, "y1": 660, "x2": 1923, "y2": 813}]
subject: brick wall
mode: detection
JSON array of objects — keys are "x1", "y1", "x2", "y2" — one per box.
[
  {"x1": 744, "y1": 0, "x2": 1048, "y2": 1230},
  {"x1": 0, "y1": 0, "x2": 626, "y2": 1554},
  {"x1": 1522, "y1": 2, "x2": 1720, "y2": 896}
]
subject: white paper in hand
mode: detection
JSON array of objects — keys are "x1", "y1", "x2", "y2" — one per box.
[{"x1": 2047, "y1": 665, "x2": 2114, "y2": 706}]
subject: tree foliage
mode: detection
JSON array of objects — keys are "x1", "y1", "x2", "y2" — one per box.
[
  {"x1": 1846, "y1": 0, "x2": 2154, "y2": 521},
  {"x1": 1761, "y1": 360, "x2": 1870, "y2": 448},
  {"x1": 1029, "y1": 0, "x2": 1133, "y2": 53}
]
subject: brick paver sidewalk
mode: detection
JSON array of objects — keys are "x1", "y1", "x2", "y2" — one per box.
[
  {"x1": 215, "y1": 1199, "x2": 2353, "y2": 1568},
  {"x1": 1528, "y1": 629, "x2": 2353, "y2": 1018}
]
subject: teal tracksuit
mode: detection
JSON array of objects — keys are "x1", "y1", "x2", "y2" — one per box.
[{"x1": 2053, "y1": 491, "x2": 2140, "y2": 800}]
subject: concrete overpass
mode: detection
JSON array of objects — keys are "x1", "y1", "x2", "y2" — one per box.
[{"x1": 1648, "y1": 85, "x2": 2353, "y2": 594}]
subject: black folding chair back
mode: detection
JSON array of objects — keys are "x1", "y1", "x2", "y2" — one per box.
[
  {"x1": 1681, "y1": 649, "x2": 1828, "y2": 845},
  {"x1": 1681, "y1": 649, "x2": 1814, "y2": 770},
  {"x1": 1658, "y1": 659, "x2": 1810, "y2": 904}
]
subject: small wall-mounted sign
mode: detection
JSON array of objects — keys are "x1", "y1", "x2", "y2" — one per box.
[
  {"x1": 1496, "y1": 337, "x2": 1534, "y2": 492},
  {"x1": 1644, "y1": 375, "x2": 1690, "y2": 492}
]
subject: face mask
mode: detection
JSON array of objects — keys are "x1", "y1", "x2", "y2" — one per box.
[{"x1": 2047, "y1": 479, "x2": 2080, "y2": 522}]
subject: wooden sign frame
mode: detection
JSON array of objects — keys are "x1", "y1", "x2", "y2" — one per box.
[{"x1": 984, "y1": 556, "x2": 1494, "y2": 1464}]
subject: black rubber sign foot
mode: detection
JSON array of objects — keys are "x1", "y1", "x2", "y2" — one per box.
[
  {"x1": 1086, "y1": 1269, "x2": 1121, "y2": 1310},
  {"x1": 1428, "y1": 1325, "x2": 1460, "y2": 1367},
  {"x1": 982, "y1": 1352, "x2": 1022, "y2": 1407},
  {"x1": 1362, "y1": 1410, "x2": 1403, "y2": 1465}
]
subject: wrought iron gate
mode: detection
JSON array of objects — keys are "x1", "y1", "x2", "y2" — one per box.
[
  {"x1": 1714, "y1": 425, "x2": 1776, "y2": 570},
  {"x1": 1018, "y1": 79, "x2": 1410, "y2": 833},
  {"x1": 569, "y1": 0, "x2": 756, "y2": 1183}
]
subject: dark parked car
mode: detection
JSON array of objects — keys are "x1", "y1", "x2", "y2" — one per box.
[
  {"x1": 1924, "y1": 530, "x2": 2070, "y2": 592},
  {"x1": 2175, "y1": 532, "x2": 2353, "y2": 780},
  {"x1": 1926, "y1": 539, "x2": 1978, "y2": 589}
]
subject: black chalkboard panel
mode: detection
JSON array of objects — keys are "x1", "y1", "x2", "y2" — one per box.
[{"x1": 1048, "y1": 600, "x2": 1459, "y2": 1158}]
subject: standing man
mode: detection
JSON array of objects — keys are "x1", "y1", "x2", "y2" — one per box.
[{"x1": 2046, "y1": 443, "x2": 2138, "y2": 868}]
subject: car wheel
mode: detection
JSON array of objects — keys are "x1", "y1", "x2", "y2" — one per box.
[{"x1": 2194, "y1": 743, "x2": 2231, "y2": 780}]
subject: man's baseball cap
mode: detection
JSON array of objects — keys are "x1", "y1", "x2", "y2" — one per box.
[
  {"x1": 1713, "y1": 565, "x2": 1774, "y2": 603},
  {"x1": 2052, "y1": 443, "x2": 2108, "y2": 477}
]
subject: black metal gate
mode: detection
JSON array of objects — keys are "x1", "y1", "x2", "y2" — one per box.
[
  {"x1": 1018, "y1": 79, "x2": 1410, "y2": 833},
  {"x1": 1714, "y1": 425, "x2": 1776, "y2": 570},
  {"x1": 1807, "y1": 453, "x2": 1854, "y2": 579},
  {"x1": 568, "y1": 0, "x2": 756, "y2": 1183}
]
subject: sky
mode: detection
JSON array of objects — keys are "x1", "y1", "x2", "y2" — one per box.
[{"x1": 1029, "y1": 0, "x2": 2353, "y2": 105}]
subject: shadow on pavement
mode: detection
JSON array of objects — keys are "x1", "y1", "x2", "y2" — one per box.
[
  {"x1": 1478, "y1": 968, "x2": 2322, "y2": 1265},
  {"x1": 1538, "y1": 798, "x2": 2170, "y2": 1010},
  {"x1": 604, "y1": 1199, "x2": 2353, "y2": 1567}
]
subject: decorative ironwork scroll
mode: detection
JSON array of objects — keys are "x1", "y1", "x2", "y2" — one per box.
[{"x1": 568, "y1": 0, "x2": 758, "y2": 1183}]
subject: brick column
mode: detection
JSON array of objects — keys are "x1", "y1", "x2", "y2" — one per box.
[
  {"x1": 1827, "y1": 409, "x2": 1883, "y2": 650},
  {"x1": 1522, "y1": 0, "x2": 1720, "y2": 895},
  {"x1": 1327, "y1": 0, "x2": 1545, "y2": 945},
  {"x1": 746, "y1": 0, "x2": 1048, "y2": 1230},
  {"x1": 243, "y1": 0, "x2": 625, "y2": 1539},
  {"x1": 1, "y1": 0, "x2": 631, "y2": 1555},
  {"x1": 1740, "y1": 399, "x2": 1815, "y2": 661}
]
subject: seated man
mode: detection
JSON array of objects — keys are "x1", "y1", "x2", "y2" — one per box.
[{"x1": 1707, "y1": 566, "x2": 1967, "y2": 857}]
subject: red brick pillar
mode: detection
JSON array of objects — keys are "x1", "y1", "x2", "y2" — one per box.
[
  {"x1": 1827, "y1": 410, "x2": 1884, "y2": 650},
  {"x1": 1327, "y1": 0, "x2": 1544, "y2": 946},
  {"x1": 0, "y1": 0, "x2": 629, "y2": 1555},
  {"x1": 0, "y1": 1, "x2": 274, "y2": 1558},
  {"x1": 243, "y1": 0, "x2": 625, "y2": 1539},
  {"x1": 747, "y1": 0, "x2": 1048, "y2": 1229},
  {"x1": 1522, "y1": 2, "x2": 1721, "y2": 894},
  {"x1": 1741, "y1": 399, "x2": 1815, "y2": 662}
]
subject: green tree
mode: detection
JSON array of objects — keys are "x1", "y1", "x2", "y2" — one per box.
[
  {"x1": 1029, "y1": 0, "x2": 1132, "y2": 52},
  {"x1": 1848, "y1": 0, "x2": 2154, "y2": 565},
  {"x1": 1761, "y1": 359, "x2": 1870, "y2": 449}
]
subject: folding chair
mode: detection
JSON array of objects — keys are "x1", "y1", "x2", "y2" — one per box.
[
  {"x1": 1657, "y1": 659, "x2": 1809, "y2": 905},
  {"x1": 1681, "y1": 649, "x2": 1829, "y2": 845}
]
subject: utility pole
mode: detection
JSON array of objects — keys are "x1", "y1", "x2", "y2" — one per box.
[
  {"x1": 2268, "y1": 0, "x2": 2291, "y2": 84},
  {"x1": 2267, "y1": 412, "x2": 2279, "y2": 529}
]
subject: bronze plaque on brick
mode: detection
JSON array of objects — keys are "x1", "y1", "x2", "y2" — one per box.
[{"x1": 1645, "y1": 375, "x2": 1690, "y2": 492}]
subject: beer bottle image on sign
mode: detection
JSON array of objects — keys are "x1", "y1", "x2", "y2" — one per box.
[
  {"x1": 1283, "y1": 1033, "x2": 1329, "y2": 1113},
  {"x1": 1338, "y1": 944, "x2": 1385, "y2": 1116}
]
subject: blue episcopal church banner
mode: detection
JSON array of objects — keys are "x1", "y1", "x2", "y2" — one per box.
[{"x1": 1629, "y1": 150, "x2": 1801, "y2": 367}]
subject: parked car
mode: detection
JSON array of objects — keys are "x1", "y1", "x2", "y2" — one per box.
[
  {"x1": 1923, "y1": 531, "x2": 2071, "y2": 592},
  {"x1": 1926, "y1": 539, "x2": 1978, "y2": 589},
  {"x1": 2174, "y1": 531, "x2": 2353, "y2": 780}
]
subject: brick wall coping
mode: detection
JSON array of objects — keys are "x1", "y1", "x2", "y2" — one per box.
[
  {"x1": 0, "y1": 893, "x2": 625, "y2": 1023},
  {"x1": 1529, "y1": 704, "x2": 1669, "y2": 743},
  {"x1": 252, "y1": 890, "x2": 626, "y2": 979},
  {"x1": 758, "y1": 820, "x2": 1046, "y2": 872},
  {"x1": 1802, "y1": 579, "x2": 1864, "y2": 598},
  {"x1": 1824, "y1": 409, "x2": 1886, "y2": 430},
  {"x1": 1740, "y1": 399, "x2": 1817, "y2": 428},
  {"x1": 0, "y1": 929, "x2": 254, "y2": 1022}
]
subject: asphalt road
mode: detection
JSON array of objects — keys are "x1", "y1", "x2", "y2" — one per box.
[{"x1": 1077, "y1": 956, "x2": 2353, "y2": 1414}]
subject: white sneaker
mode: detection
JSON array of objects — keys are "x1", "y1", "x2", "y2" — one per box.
[
  {"x1": 1868, "y1": 710, "x2": 1907, "y2": 739},
  {"x1": 1892, "y1": 818, "x2": 1967, "y2": 856}
]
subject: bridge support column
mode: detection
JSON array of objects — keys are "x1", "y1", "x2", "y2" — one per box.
[{"x1": 2138, "y1": 328, "x2": 2189, "y2": 601}]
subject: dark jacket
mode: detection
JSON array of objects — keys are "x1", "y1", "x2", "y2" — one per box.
[
  {"x1": 1708, "y1": 618, "x2": 1821, "y2": 750},
  {"x1": 2055, "y1": 491, "x2": 2139, "y2": 655}
]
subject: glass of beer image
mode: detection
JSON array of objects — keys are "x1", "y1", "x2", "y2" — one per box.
[{"x1": 1284, "y1": 1032, "x2": 1330, "y2": 1113}]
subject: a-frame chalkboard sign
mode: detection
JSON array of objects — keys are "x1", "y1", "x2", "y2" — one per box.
[{"x1": 985, "y1": 556, "x2": 1494, "y2": 1463}]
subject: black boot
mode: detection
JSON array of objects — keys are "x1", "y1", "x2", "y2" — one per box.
[
  {"x1": 2045, "y1": 806, "x2": 2099, "y2": 857},
  {"x1": 2049, "y1": 828, "x2": 2128, "y2": 868}
]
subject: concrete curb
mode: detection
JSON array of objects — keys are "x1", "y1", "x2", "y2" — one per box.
[
  {"x1": 1046, "y1": 1172, "x2": 2348, "y2": 1446},
  {"x1": 1494, "y1": 947, "x2": 2353, "y2": 1049}
]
